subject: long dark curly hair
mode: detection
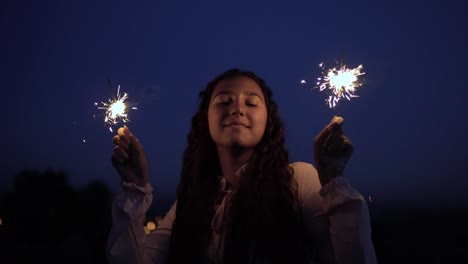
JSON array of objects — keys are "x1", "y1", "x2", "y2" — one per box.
[{"x1": 169, "y1": 69, "x2": 311, "y2": 264}]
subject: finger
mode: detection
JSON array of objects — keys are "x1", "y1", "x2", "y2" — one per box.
[
  {"x1": 324, "y1": 130, "x2": 341, "y2": 148},
  {"x1": 113, "y1": 135, "x2": 129, "y2": 151},
  {"x1": 111, "y1": 152, "x2": 124, "y2": 165},
  {"x1": 117, "y1": 127, "x2": 130, "y2": 145},
  {"x1": 324, "y1": 118, "x2": 346, "y2": 148},
  {"x1": 327, "y1": 141, "x2": 343, "y2": 154},
  {"x1": 113, "y1": 146, "x2": 129, "y2": 162},
  {"x1": 327, "y1": 116, "x2": 344, "y2": 137},
  {"x1": 330, "y1": 115, "x2": 344, "y2": 128},
  {"x1": 327, "y1": 136, "x2": 343, "y2": 153},
  {"x1": 315, "y1": 116, "x2": 344, "y2": 145},
  {"x1": 123, "y1": 125, "x2": 143, "y2": 153},
  {"x1": 315, "y1": 124, "x2": 332, "y2": 147},
  {"x1": 328, "y1": 136, "x2": 353, "y2": 155},
  {"x1": 326, "y1": 133, "x2": 345, "y2": 151},
  {"x1": 342, "y1": 138, "x2": 353, "y2": 156}
]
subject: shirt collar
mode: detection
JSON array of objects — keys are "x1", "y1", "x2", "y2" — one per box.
[{"x1": 218, "y1": 162, "x2": 249, "y2": 191}]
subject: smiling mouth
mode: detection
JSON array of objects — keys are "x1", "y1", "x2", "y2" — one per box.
[{"x1": 224, "y1": 123, "x2": 250, "y2": 128}]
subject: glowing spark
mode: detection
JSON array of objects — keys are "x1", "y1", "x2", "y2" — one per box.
[
  {"x1": 98, "y1": 85, "x2": 133, "y2": 127},
  {"x1": 146, "y1": 221, "x2": 156, "y2": 231},
  {"x1": 317, "y1": 63, "x2": 365, "y2": 108}
]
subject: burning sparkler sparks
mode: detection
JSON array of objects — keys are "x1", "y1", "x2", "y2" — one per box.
[
  {"x1": 303, "y1": 62, "x2": 365, "y2": 108},
  {"x1": 97, "y1": 85, "x2": 137, "y2": 132}
]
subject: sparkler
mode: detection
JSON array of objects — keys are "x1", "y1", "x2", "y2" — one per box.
[
  {"x1": 97, "y1": 85, "x2": 137, "y2": 132},
  {"x1": 303, "y1": 62, "x2": 365, "y2": 108}
]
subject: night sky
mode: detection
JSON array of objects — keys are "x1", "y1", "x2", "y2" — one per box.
[{"x1": 3, "y1": 0, "x2": 468, "y2": 209}]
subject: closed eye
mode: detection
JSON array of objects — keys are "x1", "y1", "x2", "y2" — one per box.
[
  {"x1": 246, "y1": 98, "x2": 259, "y2": 107},
  {"x1": 219, "y1": 100, "x2": 231, "y2": 105},
  {"x1": 213, "y1": 94, "x2": 232, "y2": 105}
]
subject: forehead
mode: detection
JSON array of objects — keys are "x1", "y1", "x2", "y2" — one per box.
[{"x1": 212, "y1": 76, "x2": 264, "y2": 98}]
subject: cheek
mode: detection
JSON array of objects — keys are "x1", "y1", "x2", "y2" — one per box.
[
  {"x1": 207, "y1": 110, "x2": 216, "y2": 130},
  {"x1": 207, "y1": 107, "x2": 222, "y2": 133},
  {"x1": 255, "y1": 109, "x2": 268, "y2": 133}
]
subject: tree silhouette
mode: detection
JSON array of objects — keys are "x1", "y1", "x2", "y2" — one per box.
[{"x1": 0, "y1": 169, "x2": 112, "y2": 263}]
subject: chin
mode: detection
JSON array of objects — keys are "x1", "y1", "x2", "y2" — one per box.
[
  {"x1": 221, "y1": 140, "x2": 253, "y2": 150},
  {"x1": 228, "y1": 144, "x2": 254, "y2": 155},
  {"x1": 223, "y1": 139, "x2": 244, "y2": 148}
]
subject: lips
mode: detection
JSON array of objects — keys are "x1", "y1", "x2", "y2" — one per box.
[{"x1": 224, "y1": 121, "x2": 250, "y2": 128}]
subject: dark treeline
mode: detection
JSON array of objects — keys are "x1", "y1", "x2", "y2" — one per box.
[
  {"x1": 1, "y1": 170, "x2": 467, "y2": 263},
  {"x1": 0, "y1": 170, "x2": 112, "y2": 263},
  {"x1": 369, "y1": 205, "x2": 468, "y2": 263}
]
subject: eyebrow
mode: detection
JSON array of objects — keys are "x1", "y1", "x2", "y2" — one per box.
[{"x1": 213, "y1": 91, "x2": 264, "y2": 101}]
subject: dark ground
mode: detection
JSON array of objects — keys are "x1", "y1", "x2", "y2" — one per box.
[
  {"x1": 1, "y1": 170, "x2": 467, "y2": 263},
  {"x1": 369, "y1": 205, "x2": 468, "y2": 263}
]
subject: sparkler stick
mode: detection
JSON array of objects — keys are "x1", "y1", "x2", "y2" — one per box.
[{"x1": 96, "y1": 85, "x2": 137, "y2": 132}]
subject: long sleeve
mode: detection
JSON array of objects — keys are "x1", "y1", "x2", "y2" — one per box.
[
  {"x1": 291, "y1": 162, "x2": 377, "y2": 264},
  {"x1": 107, "y1": 181, "x2": 177, "y2": 264}
]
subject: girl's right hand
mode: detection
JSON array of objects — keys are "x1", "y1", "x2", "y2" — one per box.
[
  {"x1": 313, "y1": 116, "x2": 353, "y2": 186},
  {"x1": 111, "y1": 125, "x2": 149, "y2": 187}
]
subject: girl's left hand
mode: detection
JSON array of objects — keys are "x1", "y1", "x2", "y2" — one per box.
[{"x1": 313, "y1": 116, "x2": 353, "y2": 186}]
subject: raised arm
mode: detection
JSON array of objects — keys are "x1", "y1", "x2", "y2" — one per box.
[
  {"x1": 107, "y1": 182, "x2": 153, "y2": 263},
  {"x1": 107, "y1": 183, "x2": 176, "y2": 264},
  {"x1": 107, "y1": 126, "x2": 175, "y2": 263},
  {"x1": 293, "y1": 162, "x2": 377, "y2": 264},
  {"x1": 301, "y1": 115, "x2": 377, "y2": 263}
]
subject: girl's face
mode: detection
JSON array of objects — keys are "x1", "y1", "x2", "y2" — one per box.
[{"x1": 208, "y1": 76, "x2": 268, "y2": 151}]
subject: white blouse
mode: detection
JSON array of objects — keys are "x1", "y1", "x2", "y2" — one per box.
[{"x1": 107, "y1": 162, "x2": 378, "y2": 263}]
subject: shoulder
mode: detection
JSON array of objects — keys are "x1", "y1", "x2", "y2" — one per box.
[
  {"x1": 289, "y1": 161, "x2": 316, "y2": 175},
  {"x1": 289, "y1": 161, "x2": 323, "y2": 203},
  {"x1": 289, "y1": 161, "x2": 320, "y2": 187}
]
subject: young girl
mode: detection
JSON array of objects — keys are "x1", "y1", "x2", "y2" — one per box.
[{"x1": 107, "y1": 69, "x2": 377, "y2": 263}]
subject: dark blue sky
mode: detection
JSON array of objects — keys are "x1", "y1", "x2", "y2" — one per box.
[{"x1": 2, "y1": 0, "x2": 468, "y2": 209}]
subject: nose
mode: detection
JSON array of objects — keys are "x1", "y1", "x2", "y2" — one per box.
[{"x1": 230, "y1": 101, "x2": 244, "y2": 116}]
